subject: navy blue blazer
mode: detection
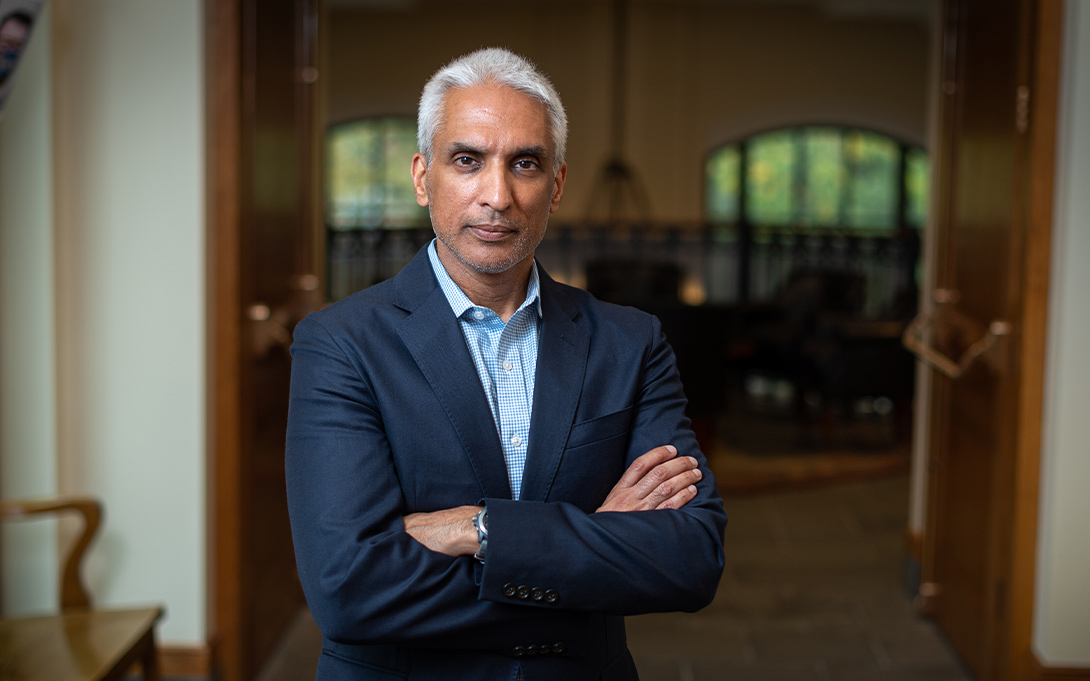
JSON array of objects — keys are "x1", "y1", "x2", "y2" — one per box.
[{"x1": 286, "y1": 246, "x2": 727, "y2": 681}]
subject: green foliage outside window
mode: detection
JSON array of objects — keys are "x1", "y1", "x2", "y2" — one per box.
[
  {"x1": 706, "y1": 126, "x2": 928, "y2": 232},
  {"x1": 326, "y1": 117, "x2": 427, "y2": 230}
]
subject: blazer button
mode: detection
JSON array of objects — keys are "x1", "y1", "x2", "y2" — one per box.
[
  {"x1": 512, "y1": 645, "x2": 527, "y2": 657},
  {"x1": 516, "y1": 585, "x2": 531, "y2": 599},
  {"x1": 544, "y1": 589, "x2": 559, "y2": 604},
  {"x1": 503, "y1": 583, "x2": 517, "y2": 598},
  {"x1": 530, "y1": 587, "x2": 545, "y2": 602},
  {"x1": 551, "y1": 642, "x2": 566, "y2": 655},
  {"x1": 526, "y1": 644, "x2": 540, "y2": 656}
]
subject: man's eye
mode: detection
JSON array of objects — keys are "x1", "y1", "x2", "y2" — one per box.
[
  {"x1": 455, "y1": 156, "x2": 477, "y2": 167},
  {"x1": 514, "y1": 159, "x2": 539, "y2": 170}
]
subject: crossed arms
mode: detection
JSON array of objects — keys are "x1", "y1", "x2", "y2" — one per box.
[
  {"x1": 285, "y1": 302, "x2": 726, "y2": 650},
  {"x1": 404, "y1": 444, "x2": 705, "y2": 556}
]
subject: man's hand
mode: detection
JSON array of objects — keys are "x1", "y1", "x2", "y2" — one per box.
[
  {"x1": 403, "y1": 505, "x2": 482, "y2": 557},
  {"x1": 596, "y1": 445, "x2": 702, "y2": 513}
]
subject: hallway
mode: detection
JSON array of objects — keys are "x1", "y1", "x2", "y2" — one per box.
[
  {"x1": 627, "y1": 475, "x2": 970, "y2": 680},
  {"x1": 258, "y1": 475, "x2": 971, "y2": 680}
]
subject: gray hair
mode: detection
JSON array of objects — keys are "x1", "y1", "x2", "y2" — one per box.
[{"x1": 417, "y1": 47, "x2": 568, "y2": 173}]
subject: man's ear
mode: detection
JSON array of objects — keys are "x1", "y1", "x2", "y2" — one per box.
[
  {"x1": 411, "y1": 153, "x2": 430, "y2": 207},
  {"x1": 549, "y1": 162, "x2": 568, "y2": 213}
]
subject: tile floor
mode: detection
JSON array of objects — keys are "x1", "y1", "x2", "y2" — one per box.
[
  {"x1": 257, "y1": 475, "x2": 973, "y2": 681},
  {"x1": 626, "y1": 475, "x2": 972, "y2": 680}
]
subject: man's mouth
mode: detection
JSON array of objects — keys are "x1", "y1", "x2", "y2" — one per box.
[{"x1": 467, "y1": 224, "x2": 515, "y2": 241}]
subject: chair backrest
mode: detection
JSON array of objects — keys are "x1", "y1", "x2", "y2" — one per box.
[{"x1": 0, "y1": 497, "x2": 102, "y2": 611}]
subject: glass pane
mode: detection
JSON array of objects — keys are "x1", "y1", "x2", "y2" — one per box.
[
  {"x1": 382, "y1": 119, "x2": 428, "y2": 227},
  {"x1": 326, "y1": 117, "x2": 427, "y2": 230},
  {"x1": 844, "y1": 131, "x2": 899, "y2": 230},
  {"x1": 747, "y1": 130, "x2": 794, "y2": 226},
  {"x1": 800, "y1": 127, "x2": 844, "y2": 227},
  {"x1": 705, "y1": 145, "x2": 740, "y2": 224},
  {"x1": 904, "y1": 147, "x2": 930, "y2": 228},
  {"x1": 328, "y1": 121, "x2": 381, "y2": 229}
]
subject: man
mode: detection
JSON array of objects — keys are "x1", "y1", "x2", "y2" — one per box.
[{"x1": 286, "y1": 47, "x2": 726, "y2": 681}]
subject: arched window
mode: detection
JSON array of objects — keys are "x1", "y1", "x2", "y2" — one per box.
[
  {"x1": 325, "y1": 117, "x2": 427, "y2": 229},
  {"x1": 705, "y1": 127, "x2": 929, "y2": 231}
]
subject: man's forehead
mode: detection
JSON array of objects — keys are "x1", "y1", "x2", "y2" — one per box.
[
  {"x1": 436, "y1": 84, "x2": 552, "y2": 150},
  {"x1": 442, "y1": 84, "x2": 547, "y2": 121}
]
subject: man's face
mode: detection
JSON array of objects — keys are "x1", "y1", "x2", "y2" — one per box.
[
  {"x1": 412, "y1": 84, "x2": 566, "y2": 277},
  {"x1": 0, "y1": 18, "x2": 30, "y2": 86}
]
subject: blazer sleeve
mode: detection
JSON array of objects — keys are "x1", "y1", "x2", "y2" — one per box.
[
  {"x1": 285, "y1": 314, "x2": 591, "y2": 651},
  {"x1": 478, "y1": 315, "x2": 728, "y2": 615}
]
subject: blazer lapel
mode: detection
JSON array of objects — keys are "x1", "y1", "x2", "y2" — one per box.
[
  {"x1": 394, "y1": 250, "x2": 511, "y2": 500},
  {"x1": 519, "y1": 273, "x2": 590, "y2": 502}
]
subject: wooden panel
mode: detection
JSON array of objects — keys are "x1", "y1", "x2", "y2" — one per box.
[
  {"x1": 922, "y1": 1, "x2": 1063, "y2": 680},
  {"x1": 206, "y1": 1, "x2": 317, "y2": 679}
]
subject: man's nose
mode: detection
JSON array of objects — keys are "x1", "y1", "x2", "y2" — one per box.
[{"x1": 478, "y1": 163, "x2": 513, "y2": 211}]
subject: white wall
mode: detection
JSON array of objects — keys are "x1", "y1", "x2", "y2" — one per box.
[
  {"x1": 0, "y1": 1, "x2": 57, "y2": 616},
  {"x1": 1033, "y1": 0, "x2": 1090, "y2": 665},
  {"x1": 0, "y1": 0, "x2": 206, "y2": 646}
]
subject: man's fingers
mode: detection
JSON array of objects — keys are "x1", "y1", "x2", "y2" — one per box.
[
  {"x1": 614, "y1": 445, "x2": 678, "y2": 489},
  {"x1": 597, "y1": 449, "x2": 704, "y2": 513},
  {"x1": 641, "y1": 462, "x2": 702, "y2": 507},
  {"x1": 655, "y1": 484, "x2": 700, "y2": 511},
  {"x1": 634, "y1": 455, "x2": 699, "y2": 498}
]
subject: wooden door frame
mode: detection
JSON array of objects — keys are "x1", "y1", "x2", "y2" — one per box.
[
  {"x1": 206, "y1": 0, "x2": 246, "y2": 679},
  {"x1": 1008, "y1": 0, "x2": 1064, "y2": 678},
  {"x1": 923, "y1": 1, "x2": 1064, "y2": 679}
]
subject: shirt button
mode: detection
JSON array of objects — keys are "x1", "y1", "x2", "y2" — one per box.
[
  {"x1": 511, "y1": 435, "x2": 522, "y2": 447},
  {"x1": 502, "y1": 359, "x2": 513, "y2": 372},
  {"x1": 473, "y1": 310, "x2": 484, "y2": 320}
]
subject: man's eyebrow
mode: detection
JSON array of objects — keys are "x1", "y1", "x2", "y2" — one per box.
[
  {"x1": 514, "y1": 146, "x2": 549, "y2": 159},
  {"x1": 442, "y1": 143, "x2": 550, "y2": 160},
  {"x1": 445, "y1": 142, "x2": 485, "y2": 157}
]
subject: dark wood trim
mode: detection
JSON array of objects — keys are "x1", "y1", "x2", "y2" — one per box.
[
  {"x1": 905, "y1": 527, "x2": 924, "y2": 562},
  {"x1": 205, "y1": 0, "x2": 245, "y2": 680},
  {"x1": 1030, "y1": 654, "x2": 1090, "y2": 681},
  {"x1": 1006, "y1": 1, "x2": 1064, "y2": 680},
  {"x1": 159, "y1": 644, "x2": 212, "y2": 678}
]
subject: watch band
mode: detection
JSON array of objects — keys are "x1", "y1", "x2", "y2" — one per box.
[{"x1": 472, "y1": 506, "x2": 488, "y2": 562}]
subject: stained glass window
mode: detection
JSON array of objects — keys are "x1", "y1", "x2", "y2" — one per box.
[
  {"x1": 706, "y1": 127, "x2": 928, "y2": 231},
  {"x1": 326, "y1": 117, "x2": 427, "y2": 230}
]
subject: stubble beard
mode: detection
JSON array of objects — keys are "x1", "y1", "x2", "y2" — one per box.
[{"x1": 434, "y1": 212, "x2": 548, "y2": 275}]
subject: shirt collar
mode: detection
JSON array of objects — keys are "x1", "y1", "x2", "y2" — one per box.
[{"x1": 427, "y1": 239, "x2": 542, "y2": 320}]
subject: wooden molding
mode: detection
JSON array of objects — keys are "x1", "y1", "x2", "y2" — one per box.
[
  {"x1": 160, "y1": 644, "x2": 212, "y2": 677},
  {"x1": 1008, "y1": 1, "x2": 1065, "y2": 680},
  {"x1": 1029, "y1": 653, "x2": 1090, "y2": 681},
  {"x1": 205, "y1": 0, "x2": 245, "y2": 680},
  {"x1": 904, "y1": 528, "x2": 924, "y2": 562}
]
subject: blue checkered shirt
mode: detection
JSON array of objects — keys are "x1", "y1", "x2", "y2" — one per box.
[{"x1": 428, "y1": 241, "x2": 541, "y2": 500}]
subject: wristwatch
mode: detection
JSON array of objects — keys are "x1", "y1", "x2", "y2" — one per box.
[{"x1": 472, "y1": 506, "x2": 488, "y2": 562}]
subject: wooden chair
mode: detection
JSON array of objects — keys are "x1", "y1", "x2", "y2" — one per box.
[{"x1": 0, "y1": 497, "x2": 164, "y2": 681}]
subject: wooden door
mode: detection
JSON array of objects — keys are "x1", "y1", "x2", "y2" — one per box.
[
  {"x1": 207, "y1": 0, "x2": 321, "y2": 679},
  {"x1": 916, "y1": 1, "x2": 1061, "y2": 679}
]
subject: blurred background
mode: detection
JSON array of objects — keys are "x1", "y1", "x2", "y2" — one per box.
[{"x1": 1, "y1": 1, "x2": 1088, "y2": 680}]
